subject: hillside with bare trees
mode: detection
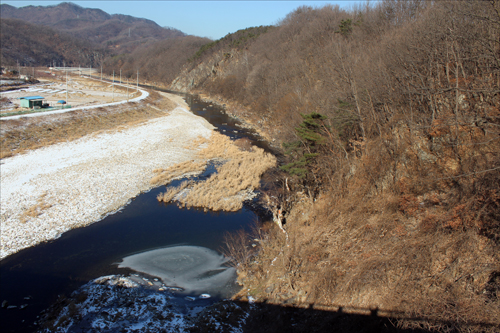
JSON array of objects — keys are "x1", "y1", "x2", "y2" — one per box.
[
  {"x1": 0, "y1": 2, "x2": 185, "y2": 55},
  {"x1": 168, "y1": 1, "x2": 500, "y2": 331},
  {"x1": 0, "y1": 18, "x2": 107, "y2": 67},
  {"x1": 103, "y1": 36, "x2": 212, "y2": 86},
  {"x1": 2, "y1": 0, "x2": 498, "y2": 331},
  {"x1": 0, "y1": 2, "x2": 209, "y2": 79}
]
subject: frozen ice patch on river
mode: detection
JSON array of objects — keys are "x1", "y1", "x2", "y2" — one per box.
[{"x1": 119, "y1": 245, "x2": 238, "y2": 298}]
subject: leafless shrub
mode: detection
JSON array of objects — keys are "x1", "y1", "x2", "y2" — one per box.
[{"x1": 222, "y1": 229, "x2": 254, "y2": 270}]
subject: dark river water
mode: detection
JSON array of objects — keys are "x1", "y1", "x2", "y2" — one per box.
[{"x1": 0, "y1": 94, "x2": 274, "y2": 332}]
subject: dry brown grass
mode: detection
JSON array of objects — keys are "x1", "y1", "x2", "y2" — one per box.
[
  {"x1": 157, "y1": 180, "x2": 193, "y2": 202},
  {"x1": 151, "y1": 161, "x2": 207, "y2": 186},
  {"x1": 236, "y1": 190, "x2": 500, "y2": 331},
  {"x1": 154, "y1": 132, "x2": 277, "y2": 211},
  {"x1": 180, "y1": 148, "x2": 276, "y2": 211},
  {"x1": 19, "y1": 193, "x2": 52, "y2": 224},
  {"x1": 232, "y1": 123, "x2": 500, "y2": 332}
]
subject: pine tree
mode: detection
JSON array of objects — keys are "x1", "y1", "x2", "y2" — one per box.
[{"x1": 280, "y1": 112, "x2": 328, "y2": 179}]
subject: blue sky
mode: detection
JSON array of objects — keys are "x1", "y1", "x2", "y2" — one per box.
[{"x1": 2, "y1": 1, "x2": 361, "y2": 40}]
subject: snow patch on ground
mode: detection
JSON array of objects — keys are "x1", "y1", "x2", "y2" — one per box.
[
  {"x1": 1, "y1": 107, "x2": 214, "y2": 259},
  {"x1": 36, "y1": 274, "x2": 246, "y2": 333}
]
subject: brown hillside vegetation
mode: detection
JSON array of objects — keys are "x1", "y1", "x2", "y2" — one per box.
[
  {"x1": 0, "y1": 2, "x2": 201, "y2": 76},
  {"x1": 0, "y1": 2, "x2": 185, "y2": 55},
  {"x1": 0, "y1": 18, "x2": 107, "y2": 67},
  {"x1": 104, "y1": 36, "x2": 212, "y2": 85},
  {"x1": 167, "y1": 0, "x2": 500, "y2": 331}
]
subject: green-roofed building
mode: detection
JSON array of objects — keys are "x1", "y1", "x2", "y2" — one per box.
[{"x1": 19, "y1": 96, "x2": 44, "y2": 109}]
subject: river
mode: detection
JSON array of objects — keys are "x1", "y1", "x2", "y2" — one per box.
[{"x1": 0, "y1": 94, "x2": 274, "y2": 332}]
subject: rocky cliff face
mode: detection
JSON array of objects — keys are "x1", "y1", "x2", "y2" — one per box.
[
  {"x1": 170, "y1": 50, "x2": 247, "y2": 93},
  {"x1": 169, "y1": 50, "x2": 278, "y2": 143},
  {"x1": 170, "y1": 53, "x2": 221, "y2": 92}
]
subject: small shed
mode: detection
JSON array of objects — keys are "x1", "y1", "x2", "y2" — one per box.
[{"x1": 19, "y1": 96, "x2": 44, "y2": 109}]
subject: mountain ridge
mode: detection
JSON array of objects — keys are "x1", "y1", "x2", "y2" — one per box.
[{"x1": 0, "y1": 2, "x2": 186, "y2": 54}]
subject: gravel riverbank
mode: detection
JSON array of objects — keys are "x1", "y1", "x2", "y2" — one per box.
[{"x1": 0, "y1": 101, "x2": 214, "y2": 259}]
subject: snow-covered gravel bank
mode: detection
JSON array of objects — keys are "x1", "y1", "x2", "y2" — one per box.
[
  {"x1": 0, "y1": 106, "x2": 214, "y2": 259},
  {"x1": 36, "y1": 274, "x2": 251, "y2": 333}
]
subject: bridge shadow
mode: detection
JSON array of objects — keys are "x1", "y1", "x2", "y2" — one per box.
[{"x1": 191, "y1": 298, "x2": 497, "y2": 333}]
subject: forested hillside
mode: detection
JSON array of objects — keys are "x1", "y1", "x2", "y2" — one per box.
[
  {"x1": 1, "y1": 0, "x2": 498, "y2": 330},
  {"x1": 168, "y1": 1, "x2": 500, "y2": 331},
  {"x1": 103, "y1": 36, "x2": 212, "y2": 85},
  {"x1": 0, "y1": 2, "x2": 207, "y2": 78},
  {"x1": 0, "y1": 18, "x2": 106, "y2": 67},
  {"x1": 0, "y1": 2, "x2": 185, "y2": 55}
]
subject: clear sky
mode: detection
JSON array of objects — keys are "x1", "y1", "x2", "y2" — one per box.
[{"x1": 2, "y1": 1, "x2": 361, "y2": 40}]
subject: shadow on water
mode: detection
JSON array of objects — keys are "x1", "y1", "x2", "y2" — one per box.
[{"x1": 194, "y1": 300, "x2": 428, "y2": 333}]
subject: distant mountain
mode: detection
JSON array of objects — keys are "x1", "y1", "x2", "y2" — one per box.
[
  {"x1": 0, "y1": 2, "x2": 186, "y2": 54},
  {"x1": 0, "y1": 18, "x2": 106, "y2": 67},
  {"x1": 0, "y1": 2, "x2": 110, "y2": 22}
]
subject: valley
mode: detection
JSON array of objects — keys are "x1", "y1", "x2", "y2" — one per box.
[{"x1": 1, "y1": 1, "x2": 499, "y2": 332}]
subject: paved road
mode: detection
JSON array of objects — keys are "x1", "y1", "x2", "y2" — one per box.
[{"x1": 0, "y1": 77, "x2": 150, "y2": 120}]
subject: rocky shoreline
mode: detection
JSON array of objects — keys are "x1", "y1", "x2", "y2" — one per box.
[
  {"x1": 36, "y1": 274, "x2": 251, "y2": 333},
  {"x1": 193, "y1": 91, "x2": 282, "y2": 149}
]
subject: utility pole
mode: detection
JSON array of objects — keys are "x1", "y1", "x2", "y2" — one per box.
[
  {"x1": 127, "y1": 78, "x2": 129, "y2": 102},
  {"x1": 137, "y1": 70, "x2": 139, "y2": 92},
  {"x1": 66, "y1": 65, "x2": 68, "y2": 108},
  {"x1": 112, "y1": 71, "x2": 115, "y2": 102}
]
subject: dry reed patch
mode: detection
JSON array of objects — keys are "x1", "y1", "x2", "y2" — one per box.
[
  {"x1": 151, "y1": 160, "x2": 207, "y2": 186},
  {"x1": 179, "y1": 150, "x2": 276, "y2": 211},
  {"x1": 154, "y1": 131, "x2": 277, "y2": 211},
  {"x1": 197, "y1": 131, "x2": 244, "y2": 159},
  {"x1": 157, "y1": 180, "x2": 193, "y2": 202},
  {"x1": 0, "y1": 149, "x2": 13, "y2": 159}
]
